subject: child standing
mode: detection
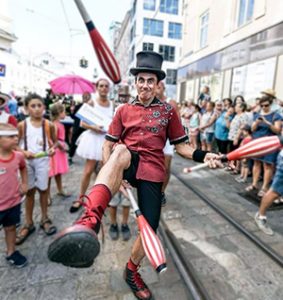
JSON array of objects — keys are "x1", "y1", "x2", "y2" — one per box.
[
  {"x1": 189, "y1": 104, "x2": 201, "y2": 149},
  {"x1": 48, "y1": 103, "x2": 70, "y2": 205},
  {"x1": 16, "y1": 93, "x2": 57, "y2": 245},
  {"x1": 0, "y1": 123, "x2": 28, "y2": 267},
  {"x1": 235, "y1": 124, "x2": 252, "y2": 183}
]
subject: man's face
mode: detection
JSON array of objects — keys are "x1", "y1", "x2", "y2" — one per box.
[
  {"x1": 97, "y1": 80, "x2": 110, "y2": 98},
  {"x1": 82, "y1": 92, "x2": 91, "y2": 102},
  {"x1": 136, "y1": 73, "x2": 158, "y2": 102},
  {"x1": 155, "y1": 82, "x2": 165, "y2": 99},
  {"x1": 118, "y1": 94, "x2": 130, "y2": 104}
]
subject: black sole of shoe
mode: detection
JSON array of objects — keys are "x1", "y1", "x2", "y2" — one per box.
[{"x1": 47, "y1": 225, "x2": 100, "y2": 268}]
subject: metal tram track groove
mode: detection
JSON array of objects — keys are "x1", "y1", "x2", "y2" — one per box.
[
  {"x1": 172, "y1": 171, "x2": 283, "y2": 269},
  {"x1": 158, "y1": 219, "x2": 212, "y2": 300}
]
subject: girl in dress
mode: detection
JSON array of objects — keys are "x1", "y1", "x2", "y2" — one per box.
[
  {"x1": 48, "y1": 103, "x2": 70, "y2": 205},
  {"x1": 188, "y1": 104, "x2": 201, "y2": 149},
  {"x1": 70, "y1": 78, "x2": 113, "y2": 213}
]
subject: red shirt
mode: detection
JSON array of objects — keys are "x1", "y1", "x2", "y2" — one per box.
[
  {"x1": 0, "y1": 110, "x2": 17, "y2": 127},
  {"x1": 106, "y1": 97, "x2": 188, "y2": 182},
  {"x1": 0, "y1": 151, "x2": 26, "y2": 211}
]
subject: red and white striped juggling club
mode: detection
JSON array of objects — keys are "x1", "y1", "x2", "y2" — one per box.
[
  {"x1": 184, "y1": 135, "x2": 283, "y2": 173},
  {"x1": 74, "y1": 0, "x2": 121, "y2": 84},
  {"x1": 126, "y1": 188, "x2": 167, "y2": 273}
]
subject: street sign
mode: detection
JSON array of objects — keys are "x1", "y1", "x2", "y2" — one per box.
[{"x1": 0, "y1": 64, "x2": 6, "y2": 77}]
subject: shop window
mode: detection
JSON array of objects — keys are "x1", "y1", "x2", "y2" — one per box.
[
  {"x1": 237, "y1": 0, "x2": 254, "y2": 27},
  {"x1": 166, "y1": 69, "x2": 177, "y2": 85},
  {"x1": 200, "y1": 73, "x2": 223, "y2": 101},
  {"x1": 159, "y1": 45, "x2": 175, "y2": 62},
  {"x1": 143, "y1": 0, "x2": 155, "y2": 11},
  {"x1": 231, "y1": 57, "x2": 276, "y2": 103},
  {"x1": 200, "y1": 11, "x2": 209, "y2": 48},
  {"x1": 143, "y1": 42, "x2": 154, "y2": 51},
  {"x1": 168, "y1": 22, "x2": 182, "y2": 39},
  {"x1": 160, "y1": 0, "x2": 179, "y2": 15},
  {"x1": 143, "y1": 18, "x2": 164, "y2": 37}
]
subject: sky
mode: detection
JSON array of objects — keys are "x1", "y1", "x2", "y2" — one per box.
[{"x1": 8, "y1": 0, "x2": 132, "y2": 79}]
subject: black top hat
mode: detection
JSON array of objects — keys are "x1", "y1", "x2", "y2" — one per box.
[{"x1": 130, "y1": 51, "x2": 166, "y2": 81}]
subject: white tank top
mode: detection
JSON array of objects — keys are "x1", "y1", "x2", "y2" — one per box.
[
  {"x1": 94, "y1": 99, "x2": 113, "y2": 117},
  {"x1": 20, "y1": 118, "x2": 49, "y2": 153},
  {"x1": 94, "y1": 99, "x2": 113, "y2": 131}
]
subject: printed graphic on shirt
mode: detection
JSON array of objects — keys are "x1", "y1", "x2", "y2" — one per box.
[
  {"x1": 37, "y1": 138, "x2": 44, "y2": 147},
  {"x1": 0, "y1": 167, "x2": 7, "y2": 175},
  {"x1": 145, "y1": 104, "x2": 173, "y2": 134}
]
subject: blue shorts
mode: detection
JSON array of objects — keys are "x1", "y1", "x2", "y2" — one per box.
[
  {"x1": 271, "y1": 153, "x2": 283, "y2": 196},
  {"x1": 0, "y1": 203, "x2": 21, "y2": 227},
  {"x1": 200, "y1": 132, "x2": 214, "y2": 144}
]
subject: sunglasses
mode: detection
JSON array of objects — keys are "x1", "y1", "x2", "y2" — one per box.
[
  {"x1": 99, "y1": 85, "x2": 109, "y2": 88},
  {"x1": 260, "y1": 104, "x2": 270, "y2": 108}
]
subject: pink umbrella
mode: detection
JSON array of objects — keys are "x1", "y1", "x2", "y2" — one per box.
[{"x1": 49, "y1": 75, "x2": 95, "y2": 94}]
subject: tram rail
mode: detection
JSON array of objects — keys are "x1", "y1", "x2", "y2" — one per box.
[{"x1": 158, "y1": 169, "x2": 283, "y2": 300}]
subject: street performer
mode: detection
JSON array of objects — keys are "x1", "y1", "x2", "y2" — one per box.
[{"x1": 48, "y1": 51, "x2": 221, "y2": 300}]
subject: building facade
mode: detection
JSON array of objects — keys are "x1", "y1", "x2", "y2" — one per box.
[
  {"x1": 0, "y1": 0, "x2": 70, "y2": 96},
  {"x1": 113, "y1": 11, "x2": 131, "y2": 84},
  {"x1": 178, "y1": 0, "x2": 283, "y2": 103},
  {"x1": 115, "y1": 0, "x2": 184, "y2": 98}
]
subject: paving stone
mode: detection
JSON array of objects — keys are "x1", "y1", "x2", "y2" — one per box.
[
  {"x1": 39, "y1": 280, "x2": 78, "y2": 300},
  {"x1": 6, "y1": 286, "x2": 41, "y2": 300},
  {"x1": 206, "y1": 235, "x2": 239, "y2": 253},
  {"x1": 77, "y1": 271, "x2": 112, "y2": 298},
  {"x1": 109, "y1": 268, "x2": 128, "y2": 292},
  {"x1": 190, "y1": 256, "x2": 229, "y2": 278},
  {"x1": 121, "y1": 293, "x2": 136, "y2": 300},
  {"x1": 0, "y1": 265, "x2": 32, "y2": 291},
  {"x1": 171, "y1": 228, "x2": 198, "y2": 243},
  {"x1": 27, "y1": 263, "x2": 69, "y2": 285},
  {"x1": 153, "y1": 281, "x2": 191, "y2": 300},
  {"x1": 199, "y1": 275, "x2": 240, "y2": 300}
]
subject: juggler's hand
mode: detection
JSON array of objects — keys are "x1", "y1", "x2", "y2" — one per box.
[{"x1": 204, "y1": 153, "x2": 224, "y2": 169}]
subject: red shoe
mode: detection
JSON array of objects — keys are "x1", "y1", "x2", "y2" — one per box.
[
  {"x1": 48, "y1": 199, "x2": 101, "y2": 268},
  {"x1": 124, "y1": 264, "x2": 153, "y2": 300}
]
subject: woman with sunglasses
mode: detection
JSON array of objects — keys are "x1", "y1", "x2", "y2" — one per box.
[{"x1": 245, "y1": 95, "x2": 282, "y2": 197}]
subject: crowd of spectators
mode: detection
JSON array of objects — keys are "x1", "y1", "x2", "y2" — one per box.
[{"x1": 180, "y1": 87, "x2": 283, "y2": 202}]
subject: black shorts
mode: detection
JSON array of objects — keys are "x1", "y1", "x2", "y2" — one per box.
[
  {"x1": 0, "y1": 203, "x2": 21, "y2": 227},
  {"x1": 123, "y1": 151, "x2": 163, "y2": 232}
]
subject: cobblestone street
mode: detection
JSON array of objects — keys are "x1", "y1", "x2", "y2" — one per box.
[
  {"x1": 1, "y1": 154, "x2": 283, "y2": 300},
  {"x1": 0, "y1": 156, "x2": 188, "y2": 300}
]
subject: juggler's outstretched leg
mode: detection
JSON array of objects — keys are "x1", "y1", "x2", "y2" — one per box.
[{"x1": 47, "y1": 145, "x2": 131, "y2": 267}]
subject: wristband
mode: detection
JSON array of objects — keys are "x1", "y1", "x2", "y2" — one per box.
[{"x1": 192, "y1": 149, "x2": 208, "y2": 163}]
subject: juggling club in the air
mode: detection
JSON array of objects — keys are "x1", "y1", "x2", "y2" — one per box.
[
  {"x1": 74, "y1": 0, "x2": 121, "y2": 84},
  {"x1": 126, "y1": 188, "x2": 167, "y2": 273},
  {"x1": 184, "y1": 135, "x2": 283, "y2": 173}
]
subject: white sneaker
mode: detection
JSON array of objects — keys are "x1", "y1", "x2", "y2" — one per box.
[{"x1": 254, "y1": 213, "x2": 274, "y2": 235}]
